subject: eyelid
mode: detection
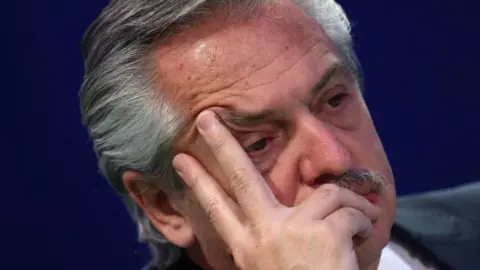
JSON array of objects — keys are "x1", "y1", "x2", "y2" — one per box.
[
  {"x1": 225, "y1": 120, "x2": 279, "y2": 133},
  {"x1": 245, "y1": 138, "x2": 268, "y2": 152},
  {"x1": 322, "y1": 85, "x2": 349, "y2": 100},
  {"x1": 245, "y1": 137, "x2": 275, "y2": 159},
  {"x1": 241, "y1": 134, "x2": 271, "y2": 148},
  {"x1": 310, "y1": 84, "x2": 344, "y2": 106}
]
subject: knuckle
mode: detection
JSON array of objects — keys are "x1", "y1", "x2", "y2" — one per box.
[
  {"x1": 342, "y1": 207, "x2": 359, "y2": 217},
  {"x1": 322, "y1": 183, "x2": 341, "y2": 193},
  {"x1": 335, "y1": 208, "x2": 368, "y2": 234},
  {"x1": 204, "y1": 197, "x2": 221, "y2": 222},
  {"x1": 336, "y1": 207, "x2": 362, "y2": 223},
  {"x1": 322, "y1": 184, "x2": 342, "y2": 203},
  {"x1": 230, "y1": 168, "x2": 249, "y2": 190}
]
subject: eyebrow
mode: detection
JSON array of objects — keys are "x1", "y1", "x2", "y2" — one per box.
[
  {"x1": 309, "y1": 62, "x2": 341, "y2": 96},
  {"x1": 225, "y1": 109, "x2": 279, "y2": 126},
  {"x1": 225, "y1": 62, "x2": 343, "y2": 127}
]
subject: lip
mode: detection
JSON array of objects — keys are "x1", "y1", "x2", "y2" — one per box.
[{"x1": 363, "y1": 193, "x2": 380, "y2": 205}]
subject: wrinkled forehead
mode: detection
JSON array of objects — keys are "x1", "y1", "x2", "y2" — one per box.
[{"x1": 153, "y1": 1, "x2": 334, "y2": 98}]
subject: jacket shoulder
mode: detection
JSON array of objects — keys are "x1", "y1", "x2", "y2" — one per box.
[{"x1": 395, "y1": 181, "x2": 480, "y2": 270}]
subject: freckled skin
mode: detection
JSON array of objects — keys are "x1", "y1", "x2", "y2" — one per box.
[{"x1": 152, "y1": 1, "x2": 396, "y2": 270}]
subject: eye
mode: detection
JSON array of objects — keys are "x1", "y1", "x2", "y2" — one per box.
[
  {"x1": 326, "y1": 93, "x2": 347, "y2": 108},
  {"x1": 245, "y1": 138, "x2": 269, "y2": 153}
]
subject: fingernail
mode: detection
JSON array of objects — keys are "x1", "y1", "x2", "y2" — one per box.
[
  {"x1": 172, "y1": 155, "x2": 187, "y2": 178},
  {"x1": 196, "y1": 111, "x2": 215, "y2": 132}
]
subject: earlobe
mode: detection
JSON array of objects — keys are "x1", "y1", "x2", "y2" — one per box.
[
  {"x1": 159, "y1": 215, "x2": 196, "y2": 248},
  {"x1": 122, "y1": 170, "x2": 196, "y2": 248}
]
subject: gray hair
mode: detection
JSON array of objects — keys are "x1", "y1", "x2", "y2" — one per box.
[{"x1": 79, "y1": 0, "x2": 359, "y2": 268}]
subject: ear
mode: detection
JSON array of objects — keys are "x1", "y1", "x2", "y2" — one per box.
[{"x1": 122, "y1": 170, "x2": 195, "y2": 248}]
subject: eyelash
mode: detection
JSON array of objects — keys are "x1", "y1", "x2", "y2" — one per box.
[
  {"x1": 244, "y1": 136, "x2": 274, "y2": 156},
  {"x1": 325, "y1": 93, "x2": 348, "y2": 108}
]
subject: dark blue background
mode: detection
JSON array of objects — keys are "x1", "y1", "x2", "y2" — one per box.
[{"x1": 9, "y1": 0, "x2": 479, "y2": 269}]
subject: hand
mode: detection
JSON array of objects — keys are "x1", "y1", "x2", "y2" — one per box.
[{"x1": 172, "y1": 110, "x2": 380, "y2": 270}]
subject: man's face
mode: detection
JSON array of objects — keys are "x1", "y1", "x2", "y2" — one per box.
[{"x1": 154, "y1": 1, "x2": 396, "y2": 269}]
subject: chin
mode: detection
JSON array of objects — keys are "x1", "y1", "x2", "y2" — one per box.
[{"x1": 354, "y1": 193, "x2": 395, "y2": 269}]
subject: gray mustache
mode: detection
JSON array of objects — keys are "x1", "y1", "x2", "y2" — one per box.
[{"x1": 328, "y1": 168, "x2": 387, "y2": 193}]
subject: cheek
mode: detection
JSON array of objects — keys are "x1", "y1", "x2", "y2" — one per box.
[
  {"x1": 329, "y1": 98, "x2": 392, "y2": 176},
  {"x1": 346, "y1": 122, "x2": 387, "y2": 169},
  {"x1": 264, "y1": 149, "x2": 302, "y2": 206},
  {"x1": 359, "y1": 118, "x2": 391, "y2": 174},
  {"x1": 340, "y1": 97, "x2": 389, "y2": 170}
]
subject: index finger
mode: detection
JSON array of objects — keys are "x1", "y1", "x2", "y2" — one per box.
[{"x1": 196, "y1": 110, "x2": 279, "y2": 220}]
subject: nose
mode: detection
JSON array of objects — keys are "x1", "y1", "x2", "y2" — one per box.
[{"x1": 296, "y1": 112, "x2": 351, "y2": 185}]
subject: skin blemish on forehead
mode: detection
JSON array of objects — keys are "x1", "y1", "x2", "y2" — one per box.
[{"x1": 194, "y1": 42, "x2": 209, "y2": 60}]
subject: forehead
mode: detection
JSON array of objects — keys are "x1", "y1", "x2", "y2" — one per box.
[
  {"x1": 155, "y1": 2, "x2": 334, "y2": 89},
  {"x1": 153, "y1": 1, "x2": 340, "y2": 133}
]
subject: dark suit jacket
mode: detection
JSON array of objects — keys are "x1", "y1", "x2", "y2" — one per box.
[
  {"x1": 392, "y1": 181, "x2": 480, "y2": 270},
  {"x1": 165, "y1": 182, "x2": 480, "y2": 270}
]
